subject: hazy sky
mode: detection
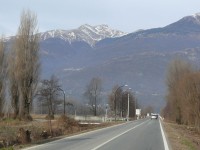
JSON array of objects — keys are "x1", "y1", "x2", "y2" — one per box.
[{"x1": 1, "y1": 0, "x2": 200, "y2": 36}]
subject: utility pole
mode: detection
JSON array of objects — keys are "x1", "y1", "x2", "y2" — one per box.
[
  {"x1": 127, "y1": 92, "x2": 129, "y2": 121},
  {"x1": 127, "y1": 88, "x2": 131, "y2": 121},
  {"x1": 135, "y1": 98, "x2": 137, "y2": 120},
  {"x1": 105, "y1": 104, "x2": 108, "y2": 122}
]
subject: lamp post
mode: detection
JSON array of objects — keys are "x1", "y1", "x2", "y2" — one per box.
[
  {"x1": 105, "y1": 104, "x2": 108, "y2": 122},
  {"x1": 114, "y1": 84, "x2": 128, "y2": 121},
  {"x1": 58, "y1": 88, "x2": 66, "y2": 115},
  {"x1": 127, "y1": 88, "x2": 131, "y2": 121},
  {"x1": 135, "y1": 98, "x2": 137, "y2": 120}
]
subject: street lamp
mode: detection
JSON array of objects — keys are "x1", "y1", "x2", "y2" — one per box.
[
  {"x1": 105, "y1": 104, "x2": 109, "y2": 122},
  {"x1": 135, "y1": 98, "x2": 137, "y2": 120},
  {"x1": 127, "y1": 88, "x2": 131, "y2": 121},
  {"x1": 58, "y1": 88, "x2": 66, "y2": 115},
  {"x1": 114, "y1": 84, "x2": 128, "y2": 121}
]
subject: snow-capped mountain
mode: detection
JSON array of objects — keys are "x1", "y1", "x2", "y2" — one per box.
[
  {"x1": 5, "y1": 13, "x2": 200, "y2": 111},
  {"x1": 164, "y1": 12, "x2": 200, "y2": 31},
  {"x1": 39, "y1": 24, "x2": 126, "y2": 46},
  {"x1": 160, "y1": 13, "x2": 200, "y2": 33},
  {"x1": 192, "y1": 13, "x2": 200, "y2": 23}
]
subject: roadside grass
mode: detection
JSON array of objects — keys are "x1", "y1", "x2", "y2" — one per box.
[
  {"x1": 0, "y1": 114, "x2": 123, "y2": 149},
  {"x1": 31, "y1": 114, "x2": 59, "y2": 119},
  {"x1": 0, "y1": 147, "x2": 14, "y2": 150},
  {"x1": 0, "y1": 118, "x2": 23, "y2": 126},
  {"x1": 181, "y1": 139, "x2": 196, "y2": 150},
  {"x1": 163, "y1": 121, "x2": 200, "y2": 150}
]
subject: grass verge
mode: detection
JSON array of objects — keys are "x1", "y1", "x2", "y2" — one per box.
[{"x1": 163, "y1": 121, "x2": 200, "y2": 150}]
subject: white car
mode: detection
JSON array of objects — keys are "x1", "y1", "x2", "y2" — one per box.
[{"x1": 151, "y1": 114, "x2": 158, "y2": 119}]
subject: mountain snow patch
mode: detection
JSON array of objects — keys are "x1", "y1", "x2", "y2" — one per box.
[{"x1": 40, "y1": 24, "x2": 126, "y2": 46}]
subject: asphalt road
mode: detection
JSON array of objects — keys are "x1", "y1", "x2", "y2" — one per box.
[{"x1": 24, "y1": 118, "x2": 168, "y2": 150}]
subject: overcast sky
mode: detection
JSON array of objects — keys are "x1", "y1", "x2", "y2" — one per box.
[{"x1": 1, "y1": 0, "x2": 200, "y2": 36}]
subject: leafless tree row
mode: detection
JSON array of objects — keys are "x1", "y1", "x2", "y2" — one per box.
[
  {"x1": 108, "y1": 85, "x2": 137, "y2": 118},
  {"x1": 1, "y1": 9, "x2": 141, "y2": 121},
  {"x1": 162, "y1": 58, "x2": 200, "y2": 131},
  {"x1": 0, "y1": 10, "x2": 40, "y2": 120},
  {"x1": 83, "y1": 79, "x2": 139, "y2": 118}
]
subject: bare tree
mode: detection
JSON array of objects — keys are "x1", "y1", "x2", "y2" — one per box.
[
  {"x1": 121, "y1": 91, "x2": 137, "y2": 118},
  {"x1": 165, "y1": 58, "x2": 193, "y2": 124},
  {"x1": 8, "y1": 46, "x2": 20, "y2": 118},
  {"x1": 84, "y1": 77, "x2": 102, "y2": 116},
  {"x1": 38, "y1": 75, "x2": 61, "y2": 119},
  {"x1": 108, "y1": 85, "x2": 123, "y2": 116},
  {"x1": 13, "y1": 10, "x2": 40, "y2": 120},
  {"x1": 0, "y1": 37, "x2": 6, "y2": 116},
  {"x1": 163, "y1": 58, "x2": 200, "y2": 131},
  {"x1": 177, "y1": 72, "x2": 200, "y2": 131}
]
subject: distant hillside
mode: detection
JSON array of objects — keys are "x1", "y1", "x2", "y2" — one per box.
[{"x1": 6, "y1": 14, "x2": 200, "y2": 111}]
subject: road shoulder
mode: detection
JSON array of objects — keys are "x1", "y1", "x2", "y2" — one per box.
[
  {"x1": 159, "y1": 119, "x2": 170, "y2": 150},
  {"x1": 163, "y1": 121, "x2": 200, "y2": 150}
]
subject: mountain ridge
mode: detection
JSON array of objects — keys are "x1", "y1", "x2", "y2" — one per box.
[
  {"x1": 38, "y1": 13, "x2": 200, "y2": 111},
  {"x1": 5, "y1": 13, "x2": 200, "y2": 111},
  {"x1": 39, "y1": 24, "x2": 126, "y2": 46}
]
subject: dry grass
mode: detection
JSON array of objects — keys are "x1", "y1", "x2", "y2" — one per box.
[
  {"x1": 163, "y1": 121, "x2": 200, "y2": 150},
  {"x1": 0, "y1": 115, "x2": 120, "y2": 149},
  {"x1": 31, "y1": 114, "x2": 60, "y2": 119}
]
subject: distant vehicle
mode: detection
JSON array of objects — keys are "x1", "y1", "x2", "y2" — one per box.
[{"x1": 151, "y1": 114, "x2": 158, "y2": 119}]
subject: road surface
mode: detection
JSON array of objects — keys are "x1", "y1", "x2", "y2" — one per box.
[{"x1": 24, "y1": 118, "x2": 169, "y2": 150}]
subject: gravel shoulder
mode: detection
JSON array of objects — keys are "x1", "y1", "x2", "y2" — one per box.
[{"x1": 163, "y1": 121, "x2": 200, "y2": 150}]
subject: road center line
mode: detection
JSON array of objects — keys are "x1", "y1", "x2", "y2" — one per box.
[{"x1": 91, "y1": 120, "x2": 149, "y2": 150}]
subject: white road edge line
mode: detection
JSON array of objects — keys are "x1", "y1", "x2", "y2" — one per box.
[
  {"x1": 91, "y1": 120, "x2": 149, "y2": 150},
  {"x1": 159, "y1": 118, "x2": 169, "y2": 150}
]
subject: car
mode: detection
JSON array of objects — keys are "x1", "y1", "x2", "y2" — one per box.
[{"x1": 151, "y1": 114, "x2": 158, "y2": 119}]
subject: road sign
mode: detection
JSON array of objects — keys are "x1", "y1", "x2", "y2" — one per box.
[{"x1": 136, "y1": 109, "x2": 141, "y2": 115}]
